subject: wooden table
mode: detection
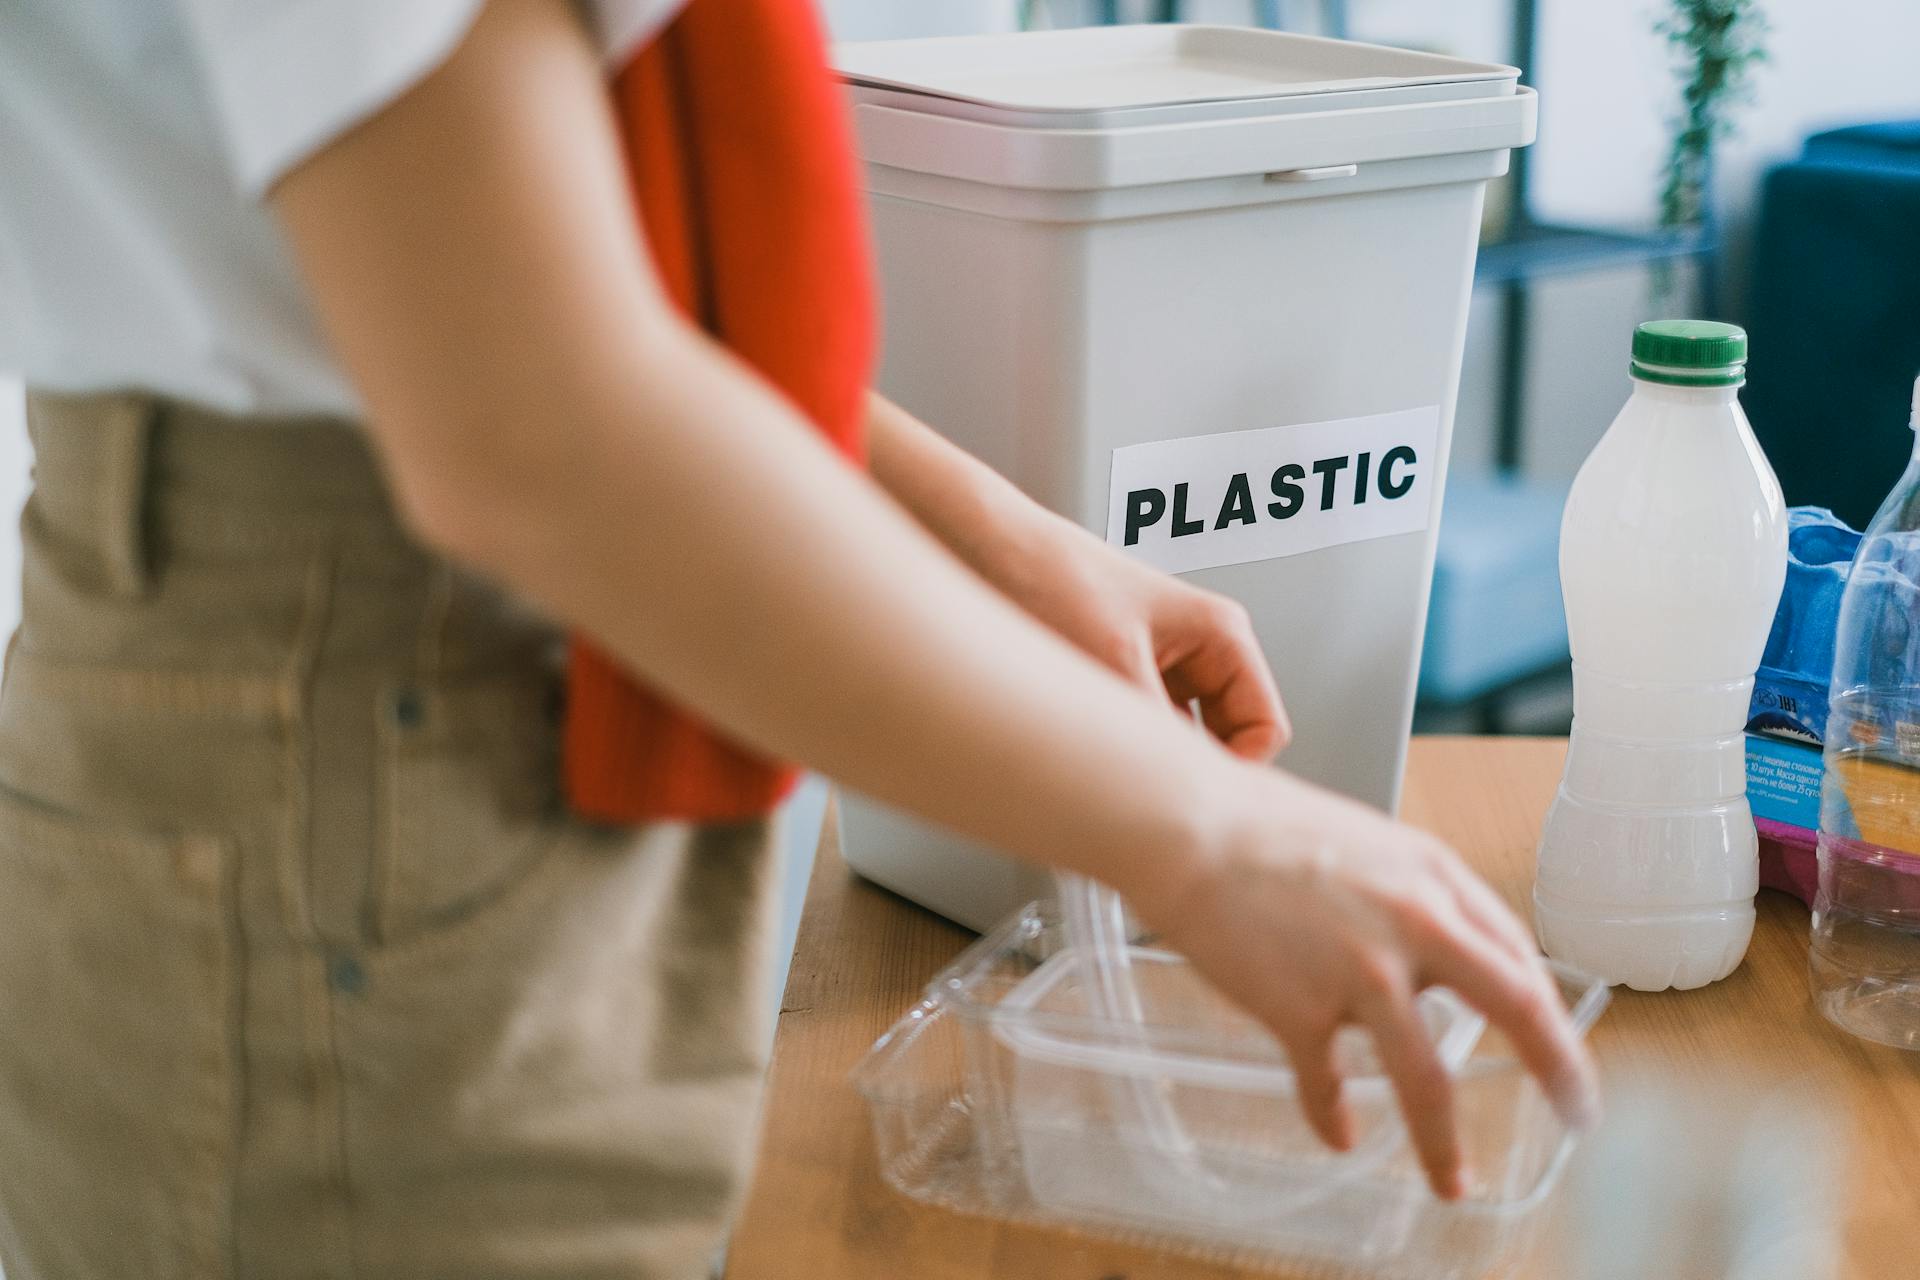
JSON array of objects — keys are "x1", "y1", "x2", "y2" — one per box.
[{"x1": 724, "y1": 738, "x2": 1920, "y2": 1279}]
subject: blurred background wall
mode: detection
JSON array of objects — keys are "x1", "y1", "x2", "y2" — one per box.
[{"x1": 0, "y1": 384, "x2": 23, "y2": 643}]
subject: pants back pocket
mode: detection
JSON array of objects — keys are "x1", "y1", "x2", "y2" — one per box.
[{"x1": 0, "y1": 787, "x2": 233, "y2": 1280}]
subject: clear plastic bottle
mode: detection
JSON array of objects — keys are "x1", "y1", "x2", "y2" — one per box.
[
  {"x1": 1810, "y1": 376, "x2": 1920, "y2": 1049},
  {"x1": 1534, "y1": 321, "x2": 1787, "y2": 991}
]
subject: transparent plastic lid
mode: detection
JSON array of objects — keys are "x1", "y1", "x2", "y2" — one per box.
[{"x1": 853, "y1": 901, "x2": 1612, "y2": 1275}]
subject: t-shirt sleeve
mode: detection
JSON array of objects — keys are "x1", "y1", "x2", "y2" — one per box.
[{"x1": 175, "y1": 0, "x2": 683, "y2": 197}]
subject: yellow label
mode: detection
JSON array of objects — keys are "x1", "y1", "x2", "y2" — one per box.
[{"x1": 1833, "y1": 755, "x2": 1920, "y2": 852}]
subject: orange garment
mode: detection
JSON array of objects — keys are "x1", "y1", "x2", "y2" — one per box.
[{"x1": 565, "y1": 0, "x2": 875, "y2": 823}]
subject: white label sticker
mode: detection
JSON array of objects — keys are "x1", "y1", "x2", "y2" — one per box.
[{"x1": 1104, "y1": 406, "x2": 1441, "y2": 574}]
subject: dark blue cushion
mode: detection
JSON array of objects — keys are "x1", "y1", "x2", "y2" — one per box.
[
  {"x1": 1805, "y1": 119, "x2": 1920, "y2": 165},
  {"x1": 1741, "y1": 155, "x2": 1920, "y2": 529}
]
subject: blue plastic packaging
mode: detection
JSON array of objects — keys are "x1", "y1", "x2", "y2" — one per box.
[{"x1": 1745, "y1": 508, "x2": 1860, "y2": 903}]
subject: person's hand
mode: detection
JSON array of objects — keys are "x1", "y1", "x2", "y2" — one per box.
[
  {"x1": 990, "y1": 510, "x2": 1290, "y2": 762},
  {"x1": 1130, "y1": 759, "x2": 1602, "y2": 1200}
]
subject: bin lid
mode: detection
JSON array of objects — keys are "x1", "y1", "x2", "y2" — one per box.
[{"x1": 835, "y1": 25, "x2": 1518, "y2": 129}]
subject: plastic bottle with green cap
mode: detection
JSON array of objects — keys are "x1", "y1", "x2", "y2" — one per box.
[{"x1": 1534, "y1": 320, "x2": 1788, "y2": 991}]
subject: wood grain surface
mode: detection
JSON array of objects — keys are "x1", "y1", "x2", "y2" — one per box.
[{"x1": 724, "y1": 737, "x2": 1919, "y2": 1279}]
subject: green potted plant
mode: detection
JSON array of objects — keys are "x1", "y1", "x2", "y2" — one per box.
[{"x1": 1654, "y1": 0, "x2": 1768, "y2": 304}]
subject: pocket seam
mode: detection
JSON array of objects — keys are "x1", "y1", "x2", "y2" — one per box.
[
  {"x1": 0, "y1": 778, "x2": 226, "y2": 895},
  {"x1": 370, "y1": 673, "x2": 564, "y2": 949}
]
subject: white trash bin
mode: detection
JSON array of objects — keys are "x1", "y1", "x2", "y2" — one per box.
[{"x1": 835, "y1": 25, "x2": 1536, "y2": 931}]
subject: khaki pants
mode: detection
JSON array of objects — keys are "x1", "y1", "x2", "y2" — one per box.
[{"x1": 0, "y1": 393, "x2": 780, "y2": 1279}]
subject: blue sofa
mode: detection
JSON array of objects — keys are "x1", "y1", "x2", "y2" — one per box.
[{"x1": 1743, "y1": 120, "x2": 1920, "y2": 529}]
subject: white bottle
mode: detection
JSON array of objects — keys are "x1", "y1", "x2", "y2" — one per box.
[{"x1": 1534, "y1": 321, "x2": 1787, "y2": 991}]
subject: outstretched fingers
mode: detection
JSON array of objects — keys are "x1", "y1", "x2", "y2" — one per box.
[
  {"x1": 1419, "y1": 918, "x2": 1601, "y2": 1135},
  {"x1": 1274, "y1": 1020, "x2": 1354, "y2": 1153},
  {"x1": 1354, "y1": 975, "x2": 1464, "y2": 1199}
]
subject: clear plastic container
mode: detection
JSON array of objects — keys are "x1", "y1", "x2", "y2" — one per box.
[
  {"x1": 855, "y1": 903, "x2": 1611, "y2": 1278},
  {"x1": 1811, "y1": 376, "x2": 1920, "y2": 1050}
]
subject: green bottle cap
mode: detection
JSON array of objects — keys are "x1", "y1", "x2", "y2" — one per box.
[{"x1": 1630, "y1": 319, "x2": 1748, "y2": 387}]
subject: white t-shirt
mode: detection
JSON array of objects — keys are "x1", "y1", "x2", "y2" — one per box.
[{"x1": 0, "y1": 0, "x2": 684, "y2": 417}]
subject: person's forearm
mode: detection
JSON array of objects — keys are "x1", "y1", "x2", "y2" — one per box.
[{"x1": 864, "y1": 391, "x2": 1071, "y2": 582}]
